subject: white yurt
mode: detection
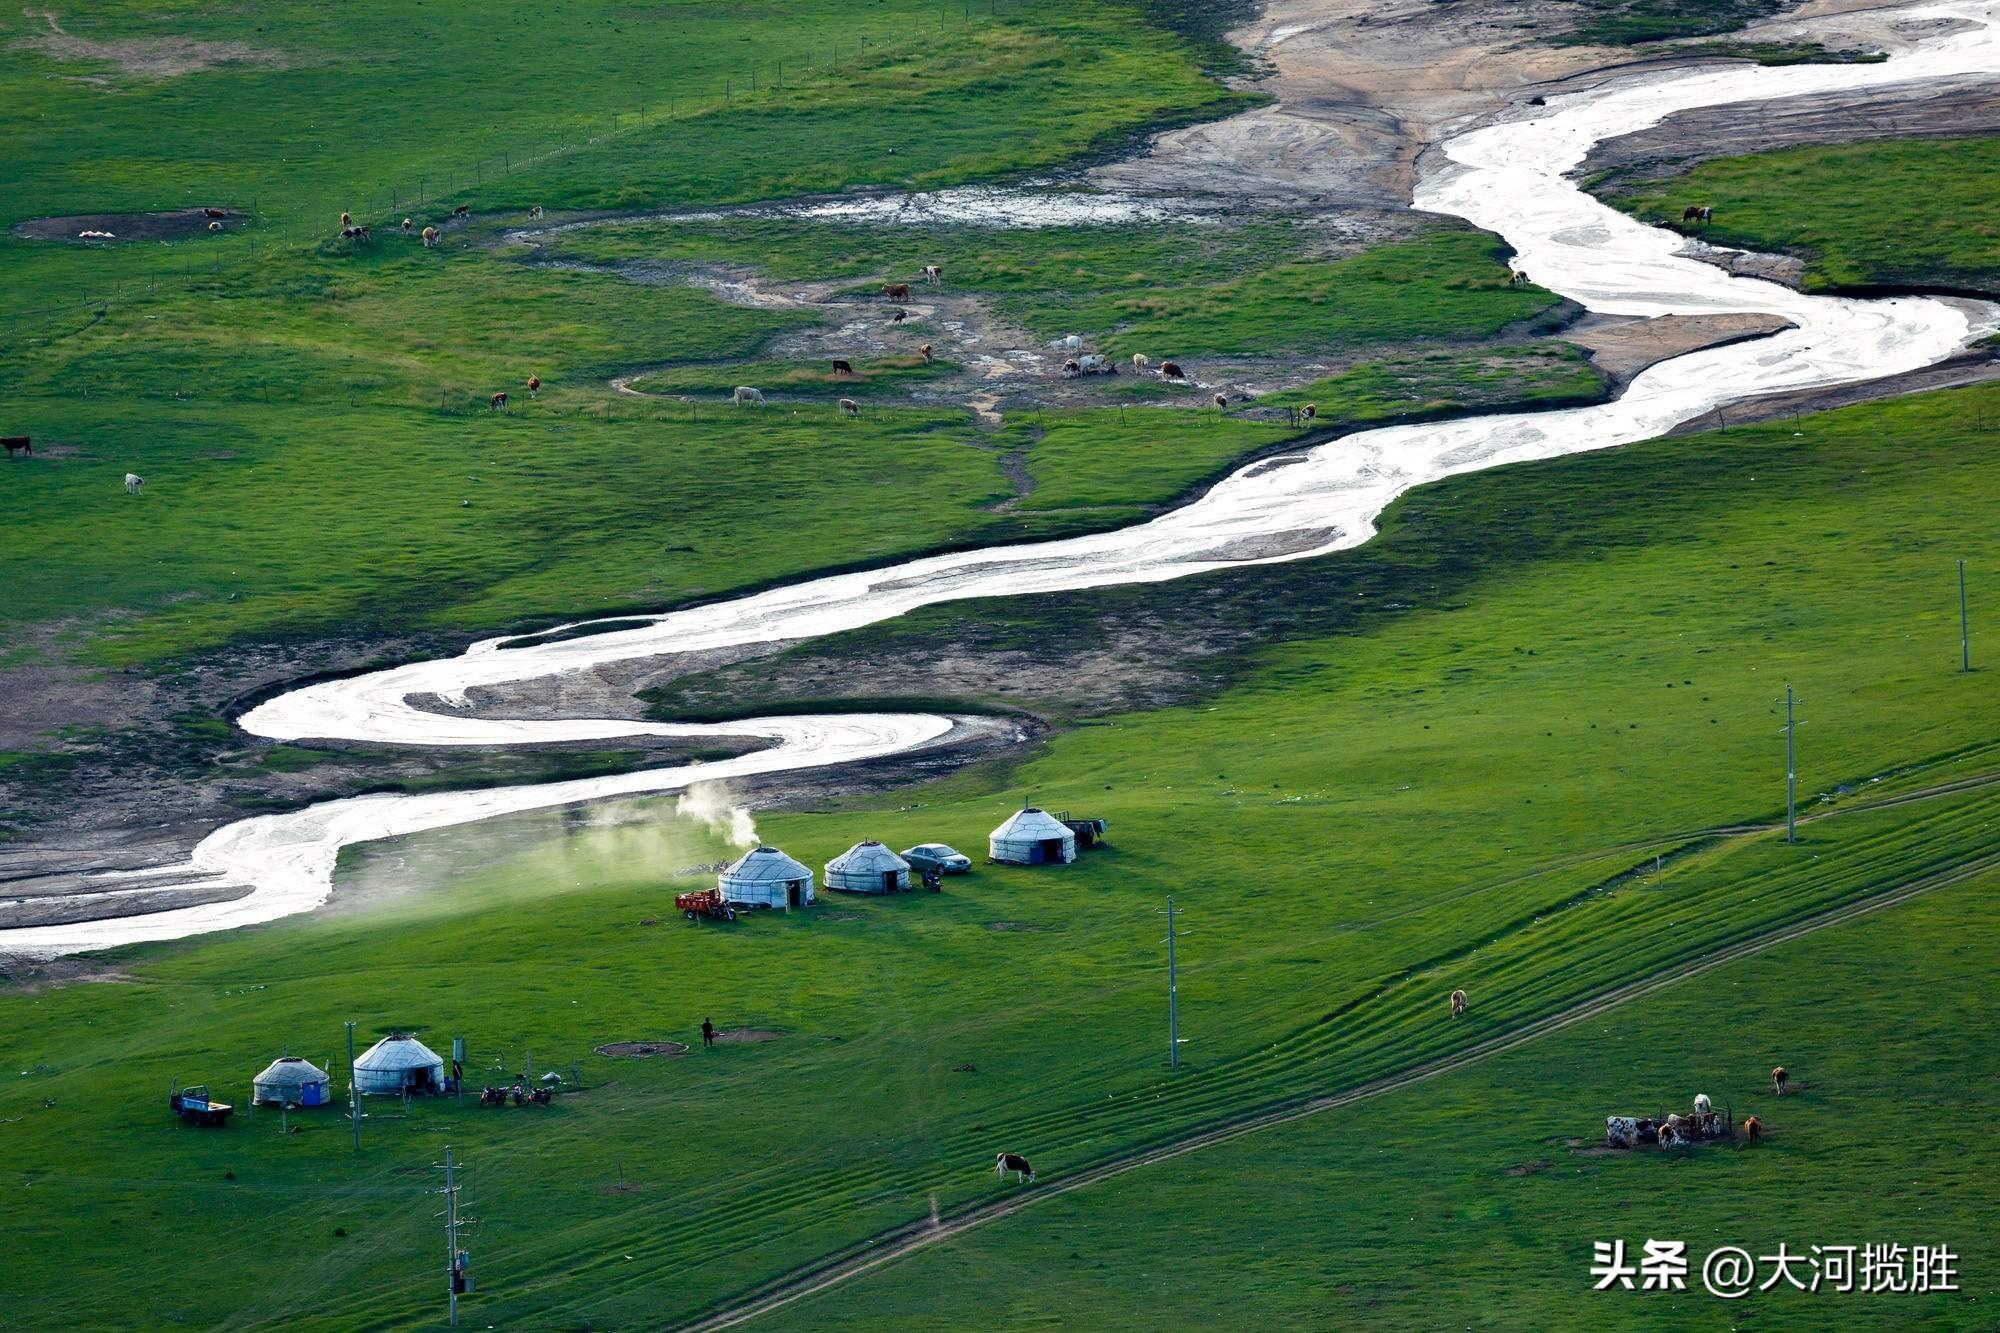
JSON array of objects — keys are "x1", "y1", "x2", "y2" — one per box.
[
  {"x1": 824, "y1": 840, "x2": 912, "y2": 894},
  {"x1": 252, "y1": 1055, "x2": 333, "y2": 1107},
  {"x1": 353, "y1": 1033, "x2": 445, "y2": 1097},
  {"x1": 989, "y1": 807, "x2": 1077, "y2": 866},
  {"x1": 719, "y1": 845, "x2": 815, "y2": 910}
]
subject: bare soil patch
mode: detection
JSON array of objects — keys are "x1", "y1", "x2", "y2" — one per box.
[
  {"x1": 1565, "y1": 311, "x2": 1792, "y2": 388},
  {"x1": 595, "y1": 1040, "x2": 689, "y2": 1058},
  {"x1": 13, "y1": 9, "x2": 294, "y2": 81},
  {"x1": 14, "y1": 209, "x2": 246, "y2": 245},
  {"x1": 987, "y1": 921, "x2": 1055, "y2": 932},
  {"x1": 712, "y1": 1028, "x2": 784, "y2": 1044},
  {"x1": 1503, "y1": 1159, "x2": 1554, "y2": 1176}
]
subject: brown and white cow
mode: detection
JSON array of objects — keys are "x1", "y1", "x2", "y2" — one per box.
[
  {"x1": 490, "y1": 392, "x2": 508, "y2": 411},
  {"x1": 995, "y1": 1151, "x2": 1034, "y2": 1184},
  {"x1": 526, "y1": 375, "x2": 541, "y2": 398},
  {"x1": 453, "y1": 204, "x2": 470, "y2": 218},
  {"x1": 921, "y1": 264, "x2": 941, "y2": 283},
  {"x1": 919, "y1": 344, "x2": 933, "y2": 364},
  {"x1": 422, "y1": 227, "x2": 440, "y2": 248},
  {"x1": 1159, "y1": 361, "x2": 1187, "y2": 381},
  {"x1": 1449, "y1": 989, "x2": 1467, "y2": 1018},
  {"x1": 1772, "y1": 1066, "x2": 1788, "y2": 1097}
]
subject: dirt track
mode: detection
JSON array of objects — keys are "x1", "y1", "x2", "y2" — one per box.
[{"x1": 678, "y1": 770, "x2": 2000, "y2": 1329}]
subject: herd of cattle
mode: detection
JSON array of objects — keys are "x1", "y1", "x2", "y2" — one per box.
[{"x1": 1606, "y1": 1067, "x2": 1787, "y2": 1150}]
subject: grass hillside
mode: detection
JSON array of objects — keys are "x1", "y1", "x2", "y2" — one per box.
[
  {"x1": 3, "y1": 382, "x2": 1994, "y2": 1326},
  {"x1": 1604, "y1": 135, "x2": 2000, "y2": 293},
  {"x1": 774, "y1": 863, "x2": 2000, "y2": 1329}
]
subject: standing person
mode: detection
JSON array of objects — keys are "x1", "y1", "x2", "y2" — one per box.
[{"x1": 701, "y1": 1018, "x2": 716, "y2": 1049}]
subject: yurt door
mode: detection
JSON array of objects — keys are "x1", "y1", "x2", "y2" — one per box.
[
  {"x1": 883, "y1": 870, "x2": 899, "y2": 892},
  {"x1": 787, "y1": 880, "x2": 802, "y2": 909},
  {"x1": 1040, "y1": 838, "x2": 1064, "y2": 862}
]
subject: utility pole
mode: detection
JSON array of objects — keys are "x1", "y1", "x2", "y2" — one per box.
[
  {"x1": 1166, "y1": 897, "x2": 1180, "y2": 1068},
  {"x1": 1960, "y1": 559, "x2": 1972, "y2": 672},
  {"x1": 439, "y1": 1146, "x2": 463, "y2": 1327},
  {"x1": 346, "y1": 1021, "x2": 362, "y2": 1151},
  {"x1": 1784, "y1": 685, "x2": 1797, "y2": 845}
]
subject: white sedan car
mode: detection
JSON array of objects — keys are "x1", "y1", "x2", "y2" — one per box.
[{"x1": 902, "y1": 843, "x2": 972, "y2": 874}]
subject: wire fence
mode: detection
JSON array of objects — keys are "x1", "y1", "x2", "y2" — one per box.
[{"x1": 5, "y1": 3, "x2": 1017, "y2": 339}]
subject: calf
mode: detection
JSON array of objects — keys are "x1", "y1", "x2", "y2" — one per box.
[
  {"x1": 831, "y1": 359, "x2": 855, "y2": 376},
  {"x1": 890, "y1": 309, "x2": 907, "y2": 324},
  {"x1": 339, "y1": 211, "x2": 352, "y2": 227},
  {"x1": 994, "y1": 1152, "x2": 1034, "y2": 1184},
  {"x1": 2, "y1": 436, "x2": 30, "y2": 458},
  {"x1": 402, "y1": 217, "x2": 414, "y2": 232},
  {"x1": 453, "y1": 204, "x2": 470, "y2": 218},
  {"x1": 490, "y1": 392, "x2": 508, "y2": 411},
  {"x1": 208, "y1": 220, "x2": 223, "y2": 232}
]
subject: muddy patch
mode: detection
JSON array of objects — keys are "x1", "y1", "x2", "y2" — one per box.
[
  {"x1": 987, "y1": 921, "x2": 1056, "y2": 932},
  {"x1": 1503, "y1": 1159, "x2": 1555, "y2": 1176},
  {"x1": 815, "y1": 911, "x2": 864, "y2": 922},
  {"x1": 14, "y1": 209, "x2": 246, "y2": 245},
  {"x1": 594, "y1": 1040, "x2": 689, "y2": 1058},
  {"x1": 14, "y1": 9, "x2": 295, "y2": 81}
]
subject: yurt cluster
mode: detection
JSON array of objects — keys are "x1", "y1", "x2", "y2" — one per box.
[
  {"x1": 240, "y1": 1032, "x2": 448, "y2": 1113},
  {"x1": 712, "y1": 805, "x2": 1105, "y2": 912}
]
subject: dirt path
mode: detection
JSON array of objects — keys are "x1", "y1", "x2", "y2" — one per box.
[{"x1": 680, "y1": 801, "x2": 2000, "y2": 1328}]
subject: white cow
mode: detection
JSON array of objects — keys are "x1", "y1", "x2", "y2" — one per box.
[
  {"x1": 124, "y1": 473, "x2": 145, "y2": 494},
  {"x1": 732, "y1": 386, "x2": 766, "y2": 406},
  {"x1": 1060, "y1": 334, "x2": 1083, "y2": 353},
  {"x1": 1692, "y1": 1094, "x2": 1713, "y2": 1116}
]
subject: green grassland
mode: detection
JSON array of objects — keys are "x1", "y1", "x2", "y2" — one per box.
[
  {"x1": 1605, "y1": 136, "x2": 2000, "y2": 293},
  {"x1": 774, "y1": 864, "x2": 2000, "y2": 1329},
  {"x1": 1555, "y1": 0, "x2": 1790, "y2": 46},
  {"x1": 3, "y1": 382, "x2": 1994, "y2": 1326}
]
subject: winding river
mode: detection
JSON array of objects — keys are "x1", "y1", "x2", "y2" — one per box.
[{"x1": 13, "y1": 0, "x2": 1998, "y2": 956}]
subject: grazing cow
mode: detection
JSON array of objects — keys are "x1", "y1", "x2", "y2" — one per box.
[
  {"x1": 994, "y1": 1152, "x2": 1034, "y2": 1184},
  {"x1": 838, "y1": 397, "x2": 860, "y2": 418},
  {"x1": 340, "y1": 211, "x2": 352, "y2": 227},
  {"x1": 1160, "y1": 361, "x2": 1186, "y2": 380},
  {"x1": 402, "y1": 217, "x2": 414, "y2": 232},
  {"x1": 919, "y1": 344, "x2": 933, "y2": 364},
  {"x1": 1605, "y1": 1116, "x2": 1638, "y2": 1149},
  {"x1": 1509, "y1": 267, "x2": 1530, "y2": 286},
  {"x1": 453, "y1": 204, "x2": 470, "y2": 218},
  {"x1": 1213, "y1": 392, "x2": 1229, "y2": 411},
  {"x1": 208, "y1": 221, "x2": 223, "y2": 232},
  {"x1": 1131, "y1": 353, "x2": 1151, "y2": 372},
  {"x1": 1449, "y1": 989, "x2": 1467, "y2": 1018},
  {"x1": 831, "y1": 359, "x2": 855, "y2": 376},
  {"x1": 340, "y1": 225, "x2": 370, "y2": 242},
  {"x1": 1060, "y1": 334, "x2": 1083, "y2": 353},
  {"x1": 490, "y1": 392, "x2": 508, "y2": 411},
  {"x1": 1771, "y1": 1066, "x2": 1788, "y2": 1097},
  {"x1": 883, "y1": 283, "x2": 912, "y2": 303},
  {"x1": 2, "y1": 436, "x2": 31, "y2": 458},
  {"x1": 733, "y1": 386, "x2": 766, "y2": 406},
  {"x1": 529, "y1": 205, "x2": 544, "y2": 219},
  {"x1": 1693, "y1": 1094, "x2": 1713, "y2": 1116},
  {"x1": 921, "y1": 264, "x2": 942, "y2": 283},
  {"x1": 1073, "y1": 354, "x2": 1115, "y2": 376},
  {"x1": 1681, "y1": 205, "x2": 1713, "y2": 223},
  {"x1": 526, "y1": 375, "x2": 541, "y2": 398},
  {"x1": 1302, "y1": 403, "x2": 1317, "y2": 420},
  {"x1": 202, "y1": 207, "x2": 227, "y2": 219},
  {"x1": 1658, "y1": 1120, "x2": 1685, "y2": 1148},
  {"x1": 890, "y1": 309, "x2": 907, "y2": 324},
  {"x1": 124, "y1": 473, "x2": 144, "y2": 494},
  {"x1": 1061, "y1": 358, "x2": 1082, "y2": 378},
  {"x1": 1744, "y1": 1115, "x2": 1762, "y2": 1141},
  {"x1": 422, "y1": 226, "x2": 440, "y2": 248}
]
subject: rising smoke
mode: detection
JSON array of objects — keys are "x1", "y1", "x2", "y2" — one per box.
[{"x1": 674, "y1": 781, "x2": 760, "y2": 849}]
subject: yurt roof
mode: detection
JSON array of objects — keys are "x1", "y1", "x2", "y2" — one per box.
[
  {"x1": 991, "y1": 807, "x2": 1073, "y2": 841},
  {"x1": 354, "y1": 1033, "x2": 443, "y2": 1072},
  {"x1": 826, "y1": 840, "x2": 910, "y2": 874},
  {"x1": 255, "y1": 1056, "x2": 329, "y2": 1084},
  {"x1": 722, "y1": 845, "x2": 813, "y2": 882}
]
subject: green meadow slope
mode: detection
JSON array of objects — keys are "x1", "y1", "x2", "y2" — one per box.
[
  {"x1": 772, "y1": 863, "x2": 2000, "y2": 1330},
  {"x1": 3, "y1": 382, "x2": 1994, "y2": 1327}
]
